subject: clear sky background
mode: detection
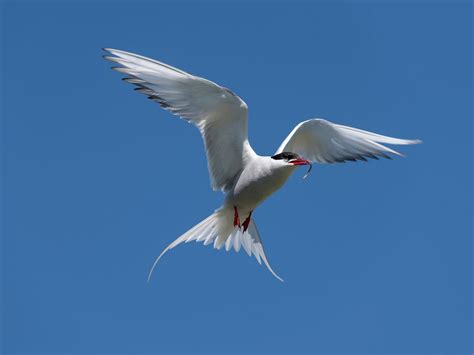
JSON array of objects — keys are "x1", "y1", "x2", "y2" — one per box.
[{"x1": 2, "y1": 1, "x2": 472, "y2": 354}]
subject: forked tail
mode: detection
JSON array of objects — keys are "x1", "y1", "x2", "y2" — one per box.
[{"x1": 147, "y1": 209, "x2": 283, "y2": 282}]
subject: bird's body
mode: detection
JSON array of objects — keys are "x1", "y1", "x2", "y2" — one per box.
[
  {"x1": 227, "y1": 155, "x2": 295, "y2": 213},
  {"x1": 104, "y1": 48, "x2": 420, "y2": 281}
]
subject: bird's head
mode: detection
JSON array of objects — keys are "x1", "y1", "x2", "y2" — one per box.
[
  {"x1": 271, "y1": 152, "x2": 313, "y2": 179},
  {"x1": 271, "y1": 152, "x2": 310, "y2": 166}
]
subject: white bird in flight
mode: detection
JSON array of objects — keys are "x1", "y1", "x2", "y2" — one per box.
[{"x1": 104, "y1": 48, "x2": 420, "y2": 282}]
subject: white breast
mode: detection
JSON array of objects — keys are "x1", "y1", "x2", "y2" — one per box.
[{"x1": 225, "y1": 156, "x2": 296, "y2": 213}]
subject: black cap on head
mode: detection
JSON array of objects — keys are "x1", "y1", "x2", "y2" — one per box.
[{"x1": 271, "y1": 152, "x2": 300, "y2": 161}]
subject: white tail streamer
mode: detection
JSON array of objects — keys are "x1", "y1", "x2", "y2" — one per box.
[{"x1": 147, "y1": 210, "x2": 283, "y2": 282}]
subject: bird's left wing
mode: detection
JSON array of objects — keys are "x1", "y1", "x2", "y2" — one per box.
[
  {"x1": 103, "y1": 48, "x2": 251, "y2": 192},
  {"x1": 276, "y1": 118, "x2": 420, "y2": 163}
]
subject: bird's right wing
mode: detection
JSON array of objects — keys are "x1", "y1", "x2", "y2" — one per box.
[
  {"x1": 276, "y1": 118, "x2": 421, "y2": 162},
  {"x1": 104, "y1": 48, "x2": 252, "y2": 192}
]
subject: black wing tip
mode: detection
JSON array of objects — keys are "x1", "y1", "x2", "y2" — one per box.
[
  {"x1": 333, "y1": 151, "x2": 397, "y2": 164},
  {"x1": 104, "y1": 50, "x2": 174, "y2": 112}
]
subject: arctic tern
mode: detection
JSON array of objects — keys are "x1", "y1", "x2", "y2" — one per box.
[{"x1": 103, "y1": 48, "x2": 420, "y2": 281}]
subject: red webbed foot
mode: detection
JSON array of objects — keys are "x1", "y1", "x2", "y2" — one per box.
[
  {"x1": 242, "y1": 211, "x2": 253, "y2": 232},
  {"x1": 233, "y1": 206, "x2": 241, "y2": 228}
]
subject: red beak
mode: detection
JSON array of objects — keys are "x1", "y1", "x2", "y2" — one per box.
[{"x1": 289, "y1": 158, "x2": 310, "y2": 166}]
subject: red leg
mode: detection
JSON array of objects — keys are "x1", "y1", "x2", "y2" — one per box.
[
  {"x1": 242, "y1": 211, "x2": 253, "y2": 232},
  {"x1": 233, "y1": 206, "x2": 241, "y2": 228}
]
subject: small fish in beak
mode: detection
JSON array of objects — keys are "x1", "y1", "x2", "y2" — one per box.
[{"x1": 289, "y1": 158, "x2": 313, "y2": 179}]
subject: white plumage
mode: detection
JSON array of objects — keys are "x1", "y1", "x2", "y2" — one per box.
[
  {"x1": 147, "y1": 209, "x2": 282, "y2": 282},
  {"x1": 104, "y1": 48, "x2": 421, "y2": 281}
]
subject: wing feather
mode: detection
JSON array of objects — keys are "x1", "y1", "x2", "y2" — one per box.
[
  {"x1": 104, "y1": 48, "x2": 253, "y2": 191},
  {"x1": 276, "y1": 119, "x2": 420, "y2": 163}
]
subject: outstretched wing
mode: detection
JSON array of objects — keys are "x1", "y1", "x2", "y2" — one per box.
[
  {"x1": 104, "y1": 48, "x2": 252, "y2": 192},
  {"x1": 276, "y1": 118, "x2": 421, "y2": 163}
]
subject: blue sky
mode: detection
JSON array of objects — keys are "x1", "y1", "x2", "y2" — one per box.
[{"x1": 2, "y1": 1, "x2": 472, "y2": 354}]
